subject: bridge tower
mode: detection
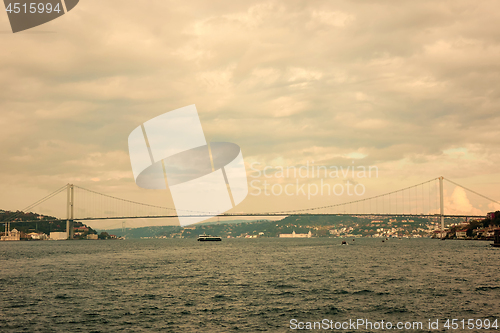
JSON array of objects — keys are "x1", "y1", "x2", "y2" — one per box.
[
  {"x1": 439, "y1": 176, "x2": 444, "y2": 233},
  {"x1": 66, "y1": 184, "x2": 74, "y2": 239}
]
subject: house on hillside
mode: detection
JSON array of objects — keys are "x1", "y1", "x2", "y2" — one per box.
[{"x1": 456, "y1": 229, "x2": 468, "y2": 239}]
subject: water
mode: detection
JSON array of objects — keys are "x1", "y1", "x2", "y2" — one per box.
[{"x1": 1, "y1": 238, "x2": 499, "y2": 332}]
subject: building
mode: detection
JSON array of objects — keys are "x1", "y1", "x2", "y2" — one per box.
[
  {"x1": 433, "y1": 230, "x2": 448, "y2": 238},
  {"x1": 1, "y1": 228, "x2": 21, "y2": 241},
  {"x1": 87, "y1": 234, "x2": 98, "y2": 240},
  {"x1": 49, "y1": 232, "x2": 67, "y2": 240},
  {"x1": 456, "y1": 229, "x2": 468, "y2": 239},
  {"x1": 485, "y1": 227, "x2": 500, "y2": 238},
  {"x1": 279, "y1": 230, "x2": 312, "y2": 238},
  {"x1": 27, "y1": 232, "x2": 48, "y2": 240}
]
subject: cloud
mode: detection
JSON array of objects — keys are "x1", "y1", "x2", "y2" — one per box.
[
  {"x1": 444, "y1": 187, "x2": 483, "y2": 216},
  {"x1": 488, "y1": 202, "x2": 500, "y2": 211}
]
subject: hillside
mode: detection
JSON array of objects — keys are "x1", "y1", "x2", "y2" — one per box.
[
  {"x1": 0, "y1": 210, "x2": 98, "y2": 237},
  {"x1": 97, "y1": 215, "x2": 459, "y2": 239}
]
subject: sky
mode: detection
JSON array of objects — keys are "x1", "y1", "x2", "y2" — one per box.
[{"x1": 1, "y1": 0, "x2": 500, "y2": 227}]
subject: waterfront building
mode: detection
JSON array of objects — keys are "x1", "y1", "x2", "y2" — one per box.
[
  {"x1": 1, "y1": 227, "x2": 20, "y2": 241},
  {"x1": 456, "y1": 229, "x2": 468, "y2": 239},
  {"x1": 49, "y1": 232, "x2": 67, "y2": 240},
  {"x1": 433, "y1": 230, "x2": 448, "y2": 238},
  {"x1": 27, "y1": 232, "x2": 48, "y2": 240},
  {"x1": 279, "y1": 230, "x2": 312, "y2": 238}
]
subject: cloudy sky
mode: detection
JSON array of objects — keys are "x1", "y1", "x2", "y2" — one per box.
[{"x1": 1, "y1": 0, "x2": 500, "y2": 226}]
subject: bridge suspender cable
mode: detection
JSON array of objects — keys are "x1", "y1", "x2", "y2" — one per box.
[
  {"x1": 269, "y1": 177, "x2": 441, "y2": 215},
  {"x1": 1, "y1": 185, "x2": 67, "y2": 222},
  {"x1": 73, "y1": 185, "x2": 176, "y2": 211},
  {"x1": 3, "y1": 177, "x2": 498, "y2": 224}
]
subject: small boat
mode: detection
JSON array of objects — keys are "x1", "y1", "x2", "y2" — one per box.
[
  {"x1": 491, "y1": 233, "x2": 500, "y2": 248},
  {"x1": 341, "y1": 241, "x2": 347, "y2": 245},
  {"x1": 197, "y1": 234, "x2": 222, "y2": 242}
]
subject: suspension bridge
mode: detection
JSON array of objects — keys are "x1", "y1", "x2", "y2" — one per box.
[{"x1": 2, "y1": 176, "x2": 499, "y2": 239}]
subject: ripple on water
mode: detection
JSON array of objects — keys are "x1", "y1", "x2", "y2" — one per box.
[{"x1": 0, "y1": 238, "x2": 499, "y2": 332}]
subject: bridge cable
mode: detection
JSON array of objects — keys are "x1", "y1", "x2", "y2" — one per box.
[
  {"x1": 1, "y1": 185, "x2": 68, "y2": 222},
  {"x1": 444, "y1": 178, "x2": 500, "y2": 205}
]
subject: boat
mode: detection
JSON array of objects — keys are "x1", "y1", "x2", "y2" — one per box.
[
  {"x1": 197, "y1": 234, "x2": 222, "y2": 241},
  {"x1": 491, "y1": 232, "x2": 500, "y2": 248}
]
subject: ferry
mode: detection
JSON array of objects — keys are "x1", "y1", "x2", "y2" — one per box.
[{"x1": 197, "y1": 234, "x2": 222, "y2": 242}]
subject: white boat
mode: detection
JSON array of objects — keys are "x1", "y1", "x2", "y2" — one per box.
[{"x1": 197, "y1": 234, "x2": 222, "y2": 241}]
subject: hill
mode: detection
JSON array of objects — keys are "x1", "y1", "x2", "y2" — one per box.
[
  {"x1": 96, "y1": 215, "x2": 456, "y2": 239},
  {"x1": 0, "y1": 210, "x2": 98, "y2": 237}
]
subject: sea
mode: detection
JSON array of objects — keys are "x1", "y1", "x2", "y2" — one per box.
[{"x1": 0, "y1": 238, "x2": 499, "y2": 332}]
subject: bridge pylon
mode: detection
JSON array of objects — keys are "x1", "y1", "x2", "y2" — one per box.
[
  {"x1": 66, "y1": 184, "x2": 74, "y2": 239},
  {"x1": 439, "y1": 176, "x2": 444, "y2": 233}
]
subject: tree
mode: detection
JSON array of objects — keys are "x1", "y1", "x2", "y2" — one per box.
[{"x1": 98, "y1": 232, "x2": 109, "y2": 240}]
